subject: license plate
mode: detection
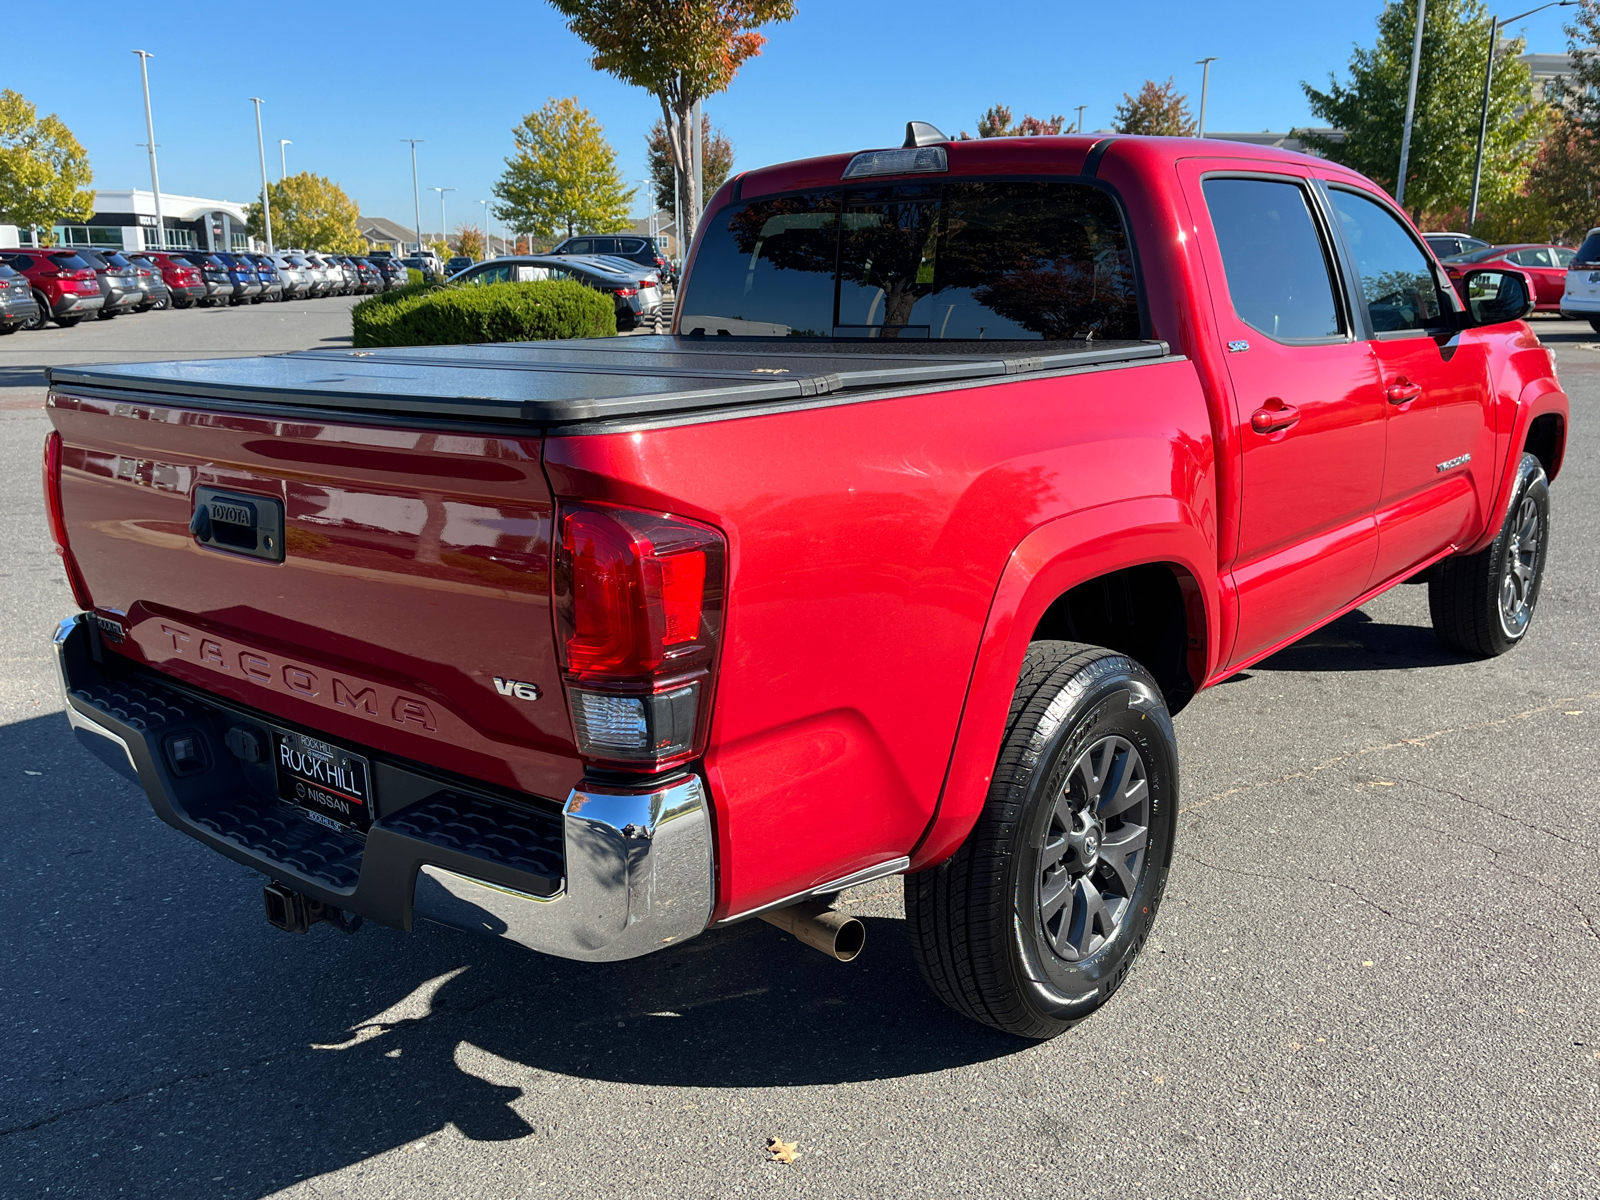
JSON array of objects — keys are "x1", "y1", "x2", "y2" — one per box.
[{"x1": 274, "y1": 729, "x2": 374, "y2": 833}]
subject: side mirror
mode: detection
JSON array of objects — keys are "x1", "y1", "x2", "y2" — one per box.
[{"x1": 1459, "y1": 268, "x2": 1534, "y2": 326}]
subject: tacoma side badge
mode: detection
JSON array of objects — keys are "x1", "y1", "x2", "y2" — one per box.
[{"x1": 493, "y1": 677, "x2": 541, "y2": 701}]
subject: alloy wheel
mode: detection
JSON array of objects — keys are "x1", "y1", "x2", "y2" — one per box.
[
  {"x1": 1037, "y1": 735, "x2": 1150, "y2": 962},
  {"x1": 1499, "y1": 495, "x2": 1542, "y2": 638}
]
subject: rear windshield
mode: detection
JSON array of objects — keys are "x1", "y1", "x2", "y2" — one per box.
[
  {"x1": 49, "y1": 253, "x2": 91, "y2": 270},
  {"x1": 677, "y1": 180, "x2": 1140, "y2": 340},
  {"x1": 1574, "y1": 232, "x2": 1600, "y2": 265}
]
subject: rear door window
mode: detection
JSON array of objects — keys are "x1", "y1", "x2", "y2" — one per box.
[
  {"x1": 1554, "y1": 248, "x2": 1575, "y2": 267},
  {"x1": 565, "y1": 239, "x2": 593, "y2": 254},
  {"x1": 679, "y1": 179, "x2": 1140, "y2": 340},
  {"x1": 1202, "y1": 177, "x2": 1344, "y2": 342},
  {"x1": 1327, "y1": 189, "x2": 1445, "y2": 333}
]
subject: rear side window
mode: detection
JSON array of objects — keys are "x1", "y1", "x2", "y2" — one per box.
[
  {"x1": 8, "y1": 255, "x2": 34, "y2": 269},
  {"x1": 1327, "y1": 189, "x2": 1444, "y2": 333},
  {"x1": 1203, "y1": 178, "x2": 1344, "y2": 342},
  {"x1": 1554, "y1": 248, "x2": 1575, "y2": 267},
  {"x1": 617, "y1": 238, "x2": 646, "y2": 253},
  {"x1": 679, "y1": 180, "x2": 1140, "y2": 340}
]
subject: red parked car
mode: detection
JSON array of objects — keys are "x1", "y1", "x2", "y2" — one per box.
[
  {"x1": 1442, "y1": 242, "x2": 1575, "y2": 311},
  {"x1": 138, "y1": 251, "x2": 209, "y2": 309},
  {"x1": 0, "y1": 248, "x2": 103, "y2": 328},
  {"x1": 44, "y1": 130, "x2": 1565, "y2": 1038}
]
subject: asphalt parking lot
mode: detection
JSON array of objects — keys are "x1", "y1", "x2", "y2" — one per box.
[{"x1": 2, "y1": 306, "x2": 1597, "y2": 1199}]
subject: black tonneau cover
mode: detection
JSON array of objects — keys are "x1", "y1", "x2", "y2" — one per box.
[{"x1": 47, "y1": 335, "x2": 1172, "y2": 425}]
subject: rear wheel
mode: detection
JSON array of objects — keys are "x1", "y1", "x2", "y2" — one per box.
[
  {"x1": 1429, "y1": 452, "x2": 1550, "y2": 656},
  {"x1": 1589, "y1": 318, "x2": 1600, "y2": 334},
  {"x1": 906, "y1": 642, "x2": 1178, "y2": 1038},
  {"x1": 96, "y1": 307, "x2": 118, "y2": 320},
  {"x1": 53, "y1": 315, "x2": 83, "y2": 328}
]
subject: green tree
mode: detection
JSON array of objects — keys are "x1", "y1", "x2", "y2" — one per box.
[
  {"x1": 959, "y1": 104, "x2": 1066, "y2": 139},
  {"x1": 1112, "y1": 79, "x2": 1196, "y2": 136},
  {"x1": 646, "y1": 115, "x2": 733, "y2": 216},
  {"x1": 0, "y1": 89, "x2": 94, "y2": 234},
  {"x1": 547, "y1": 0, "x2": 795, "y2": 237},
  {"x1": 246, "y1": 172, "x2": 363, "y2": 251},
  {"x1": 1300, "y1": 0, "x2": 1541, "y2": 220},
  {"x1": 492, "y1": 97, "x2": 635, "y2": 241}
]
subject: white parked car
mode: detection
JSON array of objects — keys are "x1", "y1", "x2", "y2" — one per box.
[
  {"x1": 1560, "y1": 227, "x2": 1600, "y2": 333},
  {"x1": 271, "y1": 254, "x2": 312, "y2": 299}
]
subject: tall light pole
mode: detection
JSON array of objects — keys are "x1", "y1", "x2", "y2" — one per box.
[
  {"x1": 1075, "y1": 104, "x2": 1087, "y2": 134},
  {"x1": 401, "y1": 139, "x2": 424, "y2": 254},
  {"x1": 1195, "y1": 57, "x2": 1218, "y2": 138},
  {"x1": 278, "y1": 139, "x2": 291, "y2": 180},
  {"x1": 478, "y1": 198, "x2": 492, "y2": 258},
  {"x1": 429, "y1": 187, "x2": 454, "y2": 253},
  {"x1": 131, "y1": 51, "x2": 165, "y2": 250},
  {"x1": 1468, "y1": 0, "x2": 1575, "y2": 230},
  {"x1": 1395, "y1": 0, "x2": 1427, "y2": 208},
  {"x1": 249, "y1": 97, "x2": 272, "y2": 252}
]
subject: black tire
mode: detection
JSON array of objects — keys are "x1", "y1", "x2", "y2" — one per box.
[
  {"x1": 22, "y1": 293, "x2": 48, "y2": 331},
  {"x1": 1589, "y1": 318, "x2": 1600, "y2": 334},
  {"x1": 906, "y1": 642, "x2": 1178, "y2": 1039},
  {"x1": 0, "y1": 321, "x2": 18, "y2": 335},
  {"x1": 1429, "y1": 452, "x2": 1550, "y2": 656},
  {"x1": 53, "y1": 315, "x2": 83, "y2": 328},
  {"x1": 96, "y1": 307, "x2": 118, "y2": 320}
]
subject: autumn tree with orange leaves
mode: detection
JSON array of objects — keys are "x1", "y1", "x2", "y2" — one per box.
[{"x1": 547, "y1": 0, "x2": 794, "y2": 239}]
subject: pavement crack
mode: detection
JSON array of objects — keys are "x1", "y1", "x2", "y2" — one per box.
[
  {"x1": 1419, "y1": 822, "x2": 1600, "y2": 943},
  {"x1": 1398, "y1": 777, "x2": 1594, "y2": 853},
  {"x1": 0, "y1": 1049, "x2": 285, "y2": 1139},
  {"x1": 1181, "y1": 851, "x2": 1421, "y2": 927},
  {"x1": 1181, "y1": 690, "x2": 1600, "y2": 818}
]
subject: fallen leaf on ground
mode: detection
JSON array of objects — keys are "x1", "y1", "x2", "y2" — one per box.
[{"x1": 766, "y1": 1137, "x2": 800, "y2": 1164}]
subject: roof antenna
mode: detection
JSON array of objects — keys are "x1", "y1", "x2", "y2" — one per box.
[{"x1": 904, "y1": 121, "x2": 948, "y2": 148}]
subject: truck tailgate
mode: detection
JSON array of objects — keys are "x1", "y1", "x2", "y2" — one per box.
[{"x1": 48, "y1": 390, "x2": 578, "y2": 801}]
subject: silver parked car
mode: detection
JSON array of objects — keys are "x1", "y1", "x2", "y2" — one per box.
[
  {"x1": 271, "y1": 254, "x2": 313, "y2": 300},
  {"x1": 448, "y1": 254, "x2": 659, "y2": 330}
]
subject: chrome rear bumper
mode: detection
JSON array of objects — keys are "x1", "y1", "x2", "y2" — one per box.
[{"x1": 54, "y1": 614, "x2": 714, "y2": 962}]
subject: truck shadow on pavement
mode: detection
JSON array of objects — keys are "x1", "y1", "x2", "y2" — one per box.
[
  {"x1": 1256, "y1": 606, "x2": 1471, "y2": 673},
  {"x1": 3, "y1": 711, "x2": 1016, "y2": 1197}
]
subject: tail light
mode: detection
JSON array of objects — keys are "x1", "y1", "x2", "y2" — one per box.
[
  {"x1": 43, "y1": 431, "x2": 93, "y2": 610},
  {"x1": 613, "y1": 286, "x2": 638, "y2": 297},
  {"x1": 553, "y1": 502, "x2": 725, "y2": 772}
]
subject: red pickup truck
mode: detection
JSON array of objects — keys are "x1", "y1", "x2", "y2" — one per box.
[{"x1": 44, "y1": 131, "x2": 1565, "y2": 1039}]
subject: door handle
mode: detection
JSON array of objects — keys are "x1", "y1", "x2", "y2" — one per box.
[
  {"x1": 1386, "y1": 379, "x2": 1423, "y2": 405},
  {"x1": 1250, "y1": 402, "x2": 1300, "y2": 434}
]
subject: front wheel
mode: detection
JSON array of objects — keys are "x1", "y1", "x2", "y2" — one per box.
[
  {"x1": 1589, "y1": 318, "x2": 1600, "y2": 335},
  {"x1": 1429, "y1": 453, "x2": 1550, "y2": 656},
  {"x1": 906, "y1": 642, "x2": 1178, "y2": 1039}
]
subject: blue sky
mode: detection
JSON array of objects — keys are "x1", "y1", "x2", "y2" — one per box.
[{"x1": 9, "y1": 0, "x2": 1580, "y2": 234}]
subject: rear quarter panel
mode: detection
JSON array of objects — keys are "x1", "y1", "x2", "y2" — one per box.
[{"x1": 543, "y1": 358, "x2": 1216, "y2": 918}]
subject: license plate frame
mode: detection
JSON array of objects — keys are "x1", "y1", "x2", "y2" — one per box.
[{"x1": 273, "y1": 728, "x2": 375, "y2": 834}]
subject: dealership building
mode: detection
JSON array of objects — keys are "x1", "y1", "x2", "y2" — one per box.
[{"x1": 23, "y1": 189, "x2": 258, "y2": 253}]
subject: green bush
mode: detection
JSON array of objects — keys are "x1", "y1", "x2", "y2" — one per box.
[
  {"x1": 350, "y1": 280, "x2": 616, "y2": 348},
  {"x1": 406, "y1": 267, "x2": 423, "y2": 286}
]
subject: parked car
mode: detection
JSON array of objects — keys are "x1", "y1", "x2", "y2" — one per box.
[
  {"x1": 1560, "y1": 226, "x2": 1600, "y2": 332},
  {"x1": 185, "y1": 253, "x2": 237, "y2": 306},
  {"x1": 323, "y1": 255, "x2": 357, "y2": 295},
  {"x1": 74, "y1": 249, "x2": 144, "y2": 320},
  {"x1": 245, "y1": 254, "x2": 284, "y2": 302},
  {"x1": 563, "y1": 255, "x2": 664, "y2": 312},
  {"x1": 42, "y1": 134, "x2": 1566, "y2": 1038},
  {"x1": 270, "y1": 254, "x2": 312, "y2": 299},
  {"x1": 350, "y1": 256, "x2": 385, "y2": 294},
  {"x1": 448, "y1": 254, "x2": 657, "y2": 329},
  {"x1": 399, "y1": 255, "x2": 437, "y2": 283},
  {"x1": 0, "y1": 249, "x2": 103, "y2": 327},
  {"x1": 374, "y1": 257, "x2": 409, "y2": 289},
  {"x1": 551, "y1": 233, "x2": 669, "y2": 277},
  {"x1": 1442, "y1": 243, "x2": 1574, "y2": 311},
  {"x1": 139, "y1": 251, "x2": 209, "y2": 308},
  {"x1": 0, "y1": 261, "x2": 40, "y2": 332},
  {"x1": 126, "y1": 254, "x2": 173, "y2": 311},
  {"x1": 208, "y1": 253, "x2": 264, "y2": 305},
  {"x1": 1424, "y1": 232, "x2": 1491, "y2": 259},
  {"x1": 444, "y1": 255, "x2": 475, "y2": 277}
]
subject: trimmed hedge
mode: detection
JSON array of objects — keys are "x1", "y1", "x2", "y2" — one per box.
[
  {"x1": 405, "y1": 267, "x2": 423, "y2": 286},
  {"x1": 350, "y1": 280, "x2": 616, "y2": 348}
]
